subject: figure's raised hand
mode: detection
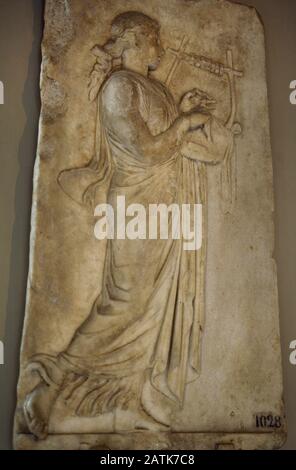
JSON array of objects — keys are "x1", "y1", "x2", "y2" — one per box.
[
  {"x1": 88, "y1": 46, "x2": 113, "y2": 102},
  {"x1": 91, "y1": 45, "x2": 113, "y2": 74},
  {"x1": 180, "y1": 88, "x2": 216, "y2": 113}
]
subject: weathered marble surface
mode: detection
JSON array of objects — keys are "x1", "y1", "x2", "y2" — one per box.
[{"x1": 14, "y1": 0, "x2": 286, "y2": 450}]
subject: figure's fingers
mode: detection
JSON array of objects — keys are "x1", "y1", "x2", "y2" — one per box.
[
  {"x1": 205, "y1": 104, "x2": 217, "y2": 111},
  {"x1": 195, "y1": 88, "x2": 207, "y2": 97},
  {"x1": 201, "y1": 96, "x2": 216, "y2": 106},
  {"x1": 205, "y1": 93, "x2": 216, "y2": 103},
  {"x1": 185, "y1": 91, "x2": 195, "y2": 99},
  {"x1": 199, "y1": 97, "x2": 208, "y2": 107},
  {"x1": 189, "y1": 95, "x2": 200, "y2": 104},
  {"x1": 196, "y1": 89, "x2": 213, "y2": 101},
  {"x1": 202, "y1": 97, "x2": 216, "y2": 106},
  {"x1": 94, "y1": 63, "x2": 105, "y2": 72}
]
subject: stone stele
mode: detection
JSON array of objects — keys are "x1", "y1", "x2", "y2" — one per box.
[{"x1": 14, "y1": 0, "x2": 286, "y2": 450}]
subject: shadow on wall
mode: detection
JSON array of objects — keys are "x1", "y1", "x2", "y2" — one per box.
[{"x1": 0, "y1": 0, "x2": 44, "y2": 450}]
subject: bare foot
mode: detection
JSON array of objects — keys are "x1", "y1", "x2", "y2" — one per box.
[
  {"x1": 23, "y1": 382, "x2": 59, "y2": 440},
  {"x1": 114, "y1": 407, "x2": 169, "y2": 432},
  {"x1": 134, "y1": 407, "x2": 170, "y2": 432}
]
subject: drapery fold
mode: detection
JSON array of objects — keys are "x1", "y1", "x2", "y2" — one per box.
[{"x1": 29, "y1": 70, "x2": 233, "y2": 417}]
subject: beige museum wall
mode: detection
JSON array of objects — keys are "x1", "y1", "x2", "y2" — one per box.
[{"x1": 0, "y1": 0, "x2": 295, "y2": 449}]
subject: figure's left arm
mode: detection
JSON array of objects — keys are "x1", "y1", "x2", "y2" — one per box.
[
  {"x1": 181, "y1": 115, "x2": 234, "y2": 165},
  {"x1": 179, "y1": 88, "x2": 234, "y2": 165}
]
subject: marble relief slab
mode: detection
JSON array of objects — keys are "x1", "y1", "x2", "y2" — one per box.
[{"x1": 14, "y1": 0, "x2": 286, "y2": 450}]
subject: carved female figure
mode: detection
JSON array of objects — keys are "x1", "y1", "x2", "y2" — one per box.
[{"x1": 23, "y1": 11, "x2": 233, "y2": 439}]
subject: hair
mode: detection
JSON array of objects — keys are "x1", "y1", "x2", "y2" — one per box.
[
  {"x1": 105, "y1": 11, "x2": 160, "y2": 58},
  {"x1": 88, "y1": 12, "x2": 160, "y2": 102}
]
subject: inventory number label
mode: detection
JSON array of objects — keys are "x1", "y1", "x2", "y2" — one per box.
[{"x1": 255, "y1": 414, "x2": 282, "y2": 429}]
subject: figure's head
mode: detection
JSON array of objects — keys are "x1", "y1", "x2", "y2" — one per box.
[{"x1": 104, "y1": 11, "x2": 164, "y2": 71}]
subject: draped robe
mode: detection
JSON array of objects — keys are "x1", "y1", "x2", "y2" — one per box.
[{"x1": 32, "y1": 69, "x2": 233, "y2": 418}]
